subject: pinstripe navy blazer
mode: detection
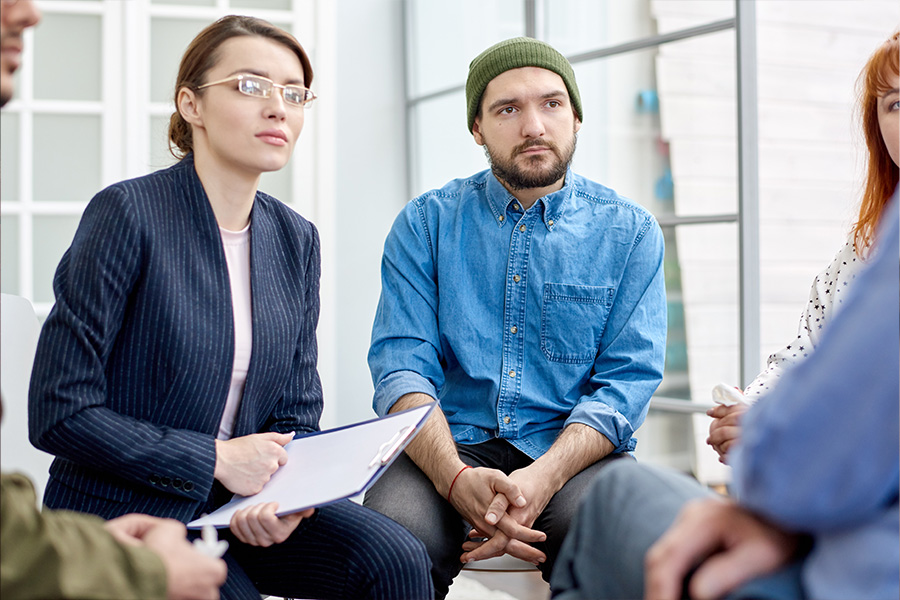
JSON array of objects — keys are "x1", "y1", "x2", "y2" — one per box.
[{"x1": 28, "y1": 154, "x2": 323, "y2": 523}]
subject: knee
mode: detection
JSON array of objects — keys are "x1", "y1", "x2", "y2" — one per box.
[
  {"x1": 361, "y1": 527, "x2": 434, "y2": 599},
  {"x1": 382, "y1": 530, "x2": 432, "y2": 575},
  {"x1": 580, "y1": 459, "x2": 639, "y2": 512}
]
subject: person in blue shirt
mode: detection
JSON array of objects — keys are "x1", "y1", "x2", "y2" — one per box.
[
  {"x1": 364, "y1": 37, "x2": 667, "y2": 599},
  {"x1": 551, "y1": 191, "x2": 899, "y2": 600}
]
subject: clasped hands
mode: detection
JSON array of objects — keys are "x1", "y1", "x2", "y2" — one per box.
[
  {"x1": 214, "y1": 431, "x2": 314, "y2": 547},
  {"x1": 448, "y1": 465, "x2": 555, "y2": 565}
]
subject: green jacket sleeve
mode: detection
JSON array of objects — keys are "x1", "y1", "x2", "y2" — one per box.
[{"x1": 1, "y1": 473, "x2": 168, "y2": 599}]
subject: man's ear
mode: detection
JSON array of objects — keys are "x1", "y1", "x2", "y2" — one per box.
[
  {"x1": 574, "y1": 116, "x2": 582, "y2": 134},
  {"x1": 177, "y1": 87, "x2": 203, "y2": 128},
  {"x1": 472, "y1": 118, "x2": 485, "y2": 146}
]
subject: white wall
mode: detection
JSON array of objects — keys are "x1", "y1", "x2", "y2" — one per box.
[{"x1": 330, "y1": 0, "x2": 407, "y2": 427}]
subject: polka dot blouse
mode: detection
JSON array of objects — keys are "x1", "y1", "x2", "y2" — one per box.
[{"x1": 744, "y1": 239, "x2": 869, "y2": 401}]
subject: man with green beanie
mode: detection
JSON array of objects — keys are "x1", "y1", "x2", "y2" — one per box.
[{"x1": 365, "y1": 36, "x2": 666, "y2": 598}]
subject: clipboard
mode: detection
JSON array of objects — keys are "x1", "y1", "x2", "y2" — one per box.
[{"x1": 188, "y1": 402, "x2": 435, "y2": 529}]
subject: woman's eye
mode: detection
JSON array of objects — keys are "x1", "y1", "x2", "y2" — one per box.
[{"x1": 891, "y1": 100, "x2": 900, "y2": 111}]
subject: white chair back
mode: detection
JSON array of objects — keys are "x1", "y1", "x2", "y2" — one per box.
[{"x1": 1, "y1": 293, "x2": 52, "y2": 497}]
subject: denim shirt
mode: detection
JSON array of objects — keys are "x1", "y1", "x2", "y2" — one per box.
[{"x1": 369, "y1": 169, "x2": 666, "y2": 458}]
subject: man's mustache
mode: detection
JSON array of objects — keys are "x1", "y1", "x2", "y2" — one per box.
[{"x1": 513, "y1": 139, "x2": 559, "y2": 157}]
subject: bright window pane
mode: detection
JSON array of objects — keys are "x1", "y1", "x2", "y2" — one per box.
[
  {"x1": 32, "y1": 215, "x2": 81, "y2": 304},
  {"x1": 661, "y1": 226, "x2": 689, "y2": 399},
  {"x1": 652, "y1": 0, "x2": 735, "y2": 35},
  {"x1": 259, "y1": 165, "x2": 292, "y2": 203},
  {"x1": 33, "y1": 115, "x2": 101, "y2": 203},
  {"x1": 1, "y1": 216, "x2": 19, "y2": 295},
  {"x1": 0, "y1": 112, "x2": 19, "y2": 202},
  {"x1": 406, "y1": 0, "x2": 525, "y2": 97},
  {"x1": 632, "y1": 410, "x2": 694, "y2": 471},
  {"x1": 151, "y1": 0, "x2": 215, "y2": 5},
  {"x1": 411, "y1": 91, "x2": 484, "y2": 196},
  {"x1": 569, "y1": 50, "x2": 669, "y2": 216},
  {"x1": 33, "y1": 13, "x2": 102, "y2": 101},
  {"x1": 151, "y1": 19, "x2": 211, "y2": 104},
  {"x1": 149, "y1": 115, "x2": 179, "y2": 172},
  {"x1": 232, "y1": 0, "x2": 291, "y2": 9},
  {"x1": 675, "y1": 221, "x2": 740, "y2": 391},
  {"x1": 543, "y1": 0, "x2": 656, "y2": 56}
]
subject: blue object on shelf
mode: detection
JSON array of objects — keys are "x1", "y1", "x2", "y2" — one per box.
[
  {"x1": 636, "y1": 89, "x2": 659, "y2": 113},
  {"x1": 655, "y1": 168, "x2": 673, "y2": 201}
]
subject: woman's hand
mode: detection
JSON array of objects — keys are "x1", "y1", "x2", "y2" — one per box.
[
  {"x1": 229, "y1": 502, "x2": 314, "y2": 547},
  {"x1": 707, "y1": 403, "x2": 750, "y2": 463},
  {"x1": 214, "y1": 432, "x2": 294, "y2": 495}
]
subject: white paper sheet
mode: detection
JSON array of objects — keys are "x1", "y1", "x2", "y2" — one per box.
[{"x1": 188, "y1": 403, "x2": 434, "y2": 529}]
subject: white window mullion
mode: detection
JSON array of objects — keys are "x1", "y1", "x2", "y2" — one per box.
[
  {"x1": 19, "y1": 26, "x2": 35, "y2": 302},
  {"x1": 124, "y1": 0, "x2": 151, "y2": 178},
  {"x1": 36, "y1": 1, "x2": 102, "y2": 16},
  {"x1": 102, "y1": 0, "x2": 125, "y2": 187},
  {"x1": 307, "y1": 0, "x2": 337, "y2": 427},
  {"x1": 28, "y1": 101, "x2": 104, "y2": 114}
]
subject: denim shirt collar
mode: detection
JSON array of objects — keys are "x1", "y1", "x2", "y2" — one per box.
[{"x1": 485, "y1": 168, "x2": 573, "y2": 231}]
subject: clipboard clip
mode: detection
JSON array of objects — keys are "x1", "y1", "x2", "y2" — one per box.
[{"x1": 368, "y1": 425, "x2": 415, "y2": 469}]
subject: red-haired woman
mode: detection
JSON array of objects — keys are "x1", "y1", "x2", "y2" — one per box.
[{"x1": 708, "y1": 31, "x2": 900, "y2": 462}]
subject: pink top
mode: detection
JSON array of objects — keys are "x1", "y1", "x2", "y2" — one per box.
[{"x1": 217, "y1": 223, "x2": 253, "y2": 440}]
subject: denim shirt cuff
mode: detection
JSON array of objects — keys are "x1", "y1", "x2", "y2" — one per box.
[
  {"x1": 565, "y1": 402, "x2": 637, "y2": 453},
  {"x1": 373, "y1": 370, "x2": 438, "y2": 416}
]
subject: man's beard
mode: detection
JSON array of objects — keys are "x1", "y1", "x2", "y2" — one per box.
[{"x1": 483, "y1": 133, "x2": 577, "y2": 191}]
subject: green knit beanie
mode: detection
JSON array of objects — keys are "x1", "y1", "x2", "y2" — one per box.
[{"x1": 466, "y1": 37, "x2": 582, "y2": 133}]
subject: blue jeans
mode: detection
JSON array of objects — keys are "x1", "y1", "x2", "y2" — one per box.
[
  {"x1": 551, "y1": 460, "x2": 806, "y2": 600},
  {"x1": 364, "y1": 438, "x2": 629, "y2": 600}
]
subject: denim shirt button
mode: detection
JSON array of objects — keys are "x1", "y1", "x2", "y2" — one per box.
[
  {"x1": 548, "y1": 219, "x2": 555, "y2": 227},
  {"x1": 513, "y1": 275, "x2": 521, "y2": 283},
  {"x1": 508, "y1": 370, "x2": 516, "y2": 378},
  {"x1": 519, "y1": 224, "x2": 526, "y2": 232},
  {"x1": 498, "y1": 215, "x2": 505, "y2": 222},
  {"x1": 503, "y1": 416, "x2": 511, "y2": 424},
  {"x1": 510, "y1": 326, "x2": 518, "y2": 334}
]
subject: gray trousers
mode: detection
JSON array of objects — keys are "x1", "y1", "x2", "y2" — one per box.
[
  {"x1": 551, "y1": 460, "x2": 806, "y2": 600},
  {"x1": 364, "y1": 438, "x2": 628, "y2": 600}
]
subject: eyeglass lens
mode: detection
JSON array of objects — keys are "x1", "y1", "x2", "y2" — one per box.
[{"x1": 238, "y1": 76, "x2": 310, "y2": 106}]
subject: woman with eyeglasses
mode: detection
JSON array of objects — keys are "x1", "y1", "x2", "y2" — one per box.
[{"x1": 28, "y1": 15, "x2": 432, "y2": 600}]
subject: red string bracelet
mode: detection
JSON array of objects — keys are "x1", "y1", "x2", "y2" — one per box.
[{"x1": 447, "y1": 465, "x2": 472, "y2": 502}]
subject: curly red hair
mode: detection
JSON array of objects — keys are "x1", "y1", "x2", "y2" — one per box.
[{"x1": 853, "y1": 31, "x2": 899, "y2": 255}]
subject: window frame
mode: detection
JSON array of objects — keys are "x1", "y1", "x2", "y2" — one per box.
[{"x1": 400, "y1": 0, "x2": 761, "y2": 406}]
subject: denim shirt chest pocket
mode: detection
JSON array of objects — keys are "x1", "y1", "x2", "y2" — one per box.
[{"x1": 541, "y1": 283, "x2": 615, "y2": 364}]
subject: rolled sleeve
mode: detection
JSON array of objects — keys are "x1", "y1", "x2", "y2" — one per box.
[
  {"x1": 565, "y1": 401, "x2": 638, "y2": 452},
  {"x1": 373, "y1": 370, "x2": 439, "y2": 416}
]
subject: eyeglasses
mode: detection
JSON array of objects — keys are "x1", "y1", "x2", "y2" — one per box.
[{"x1": 197, "y1": 74, "x2": 316, "y2": 108}]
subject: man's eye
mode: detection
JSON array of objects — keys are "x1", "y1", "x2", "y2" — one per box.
[
  {"x1": 500, "y1": 107, "x2": 516, "y2": 115},
  {"x1": 547, "y1": 100, "x2": 560, "y2": 108}
]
